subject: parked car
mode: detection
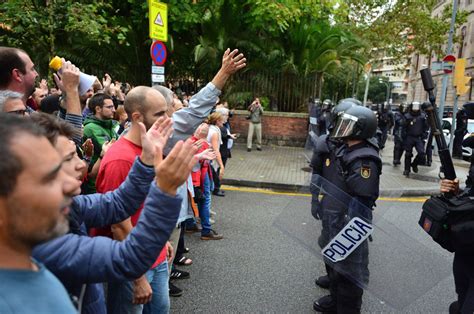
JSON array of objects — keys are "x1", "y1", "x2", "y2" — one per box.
[{"x1": 442, "y1": 118, "x2": 474, "y2": 159}]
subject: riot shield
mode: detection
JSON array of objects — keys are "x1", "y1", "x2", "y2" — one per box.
[{"x1": 274, "y1": 174, "x2": 453, "y2": 311}]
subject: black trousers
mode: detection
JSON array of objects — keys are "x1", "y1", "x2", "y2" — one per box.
[
  {"x1": 393, "y1": 138, "x2": 404, "y2": 163},
  {"x1": 212, "y1": 156, "x2": 228, "y2": 193},
  {"x1": 404, "y1": 136, "x2": 426, "y2": 172},
  {"x1": 328, "y1": 267, "x2": 363, "y2": 314},
  {"x1": 453, "y1": 252, "x2": 474, "y2": 313}
]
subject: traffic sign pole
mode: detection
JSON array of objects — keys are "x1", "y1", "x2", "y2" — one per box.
[{"x1": 438, "y1": 0, "x2": 458, "y2": 122}]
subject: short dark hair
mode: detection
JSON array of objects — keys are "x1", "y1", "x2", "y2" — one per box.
[
  {"x1": 0, "y1": 47, "x2": 26, "y2": 89},
  {"x1": 0, "y1": 113, "x2": 45, "y2": 196},
  {"x1": 29, "y1": 112, "x2": 80, "y2": 145},
  {"x1": 88, "y1": 93, "x2": 113, "y2": 114}
]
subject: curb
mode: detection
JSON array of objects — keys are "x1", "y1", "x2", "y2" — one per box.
[{"x1": 222, "y1": 178, "x2": 438, "y2": 197}]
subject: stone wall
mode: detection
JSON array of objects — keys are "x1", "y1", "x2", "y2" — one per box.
[{"x1": 229, "y1": 110, "x2": 308, "y2": 147}]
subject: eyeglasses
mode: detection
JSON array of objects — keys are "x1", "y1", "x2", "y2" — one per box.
[
  {"x1": 103, "y1": 105, "x2": 115, "y2": 110},
  {"x1": 7, "y1": 109, "x2": 26, "y2": 116}
]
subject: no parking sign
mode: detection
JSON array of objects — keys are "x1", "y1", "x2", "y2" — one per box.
[{"x1": 150, "y1": 41, "x2": 167, "y2": 66}]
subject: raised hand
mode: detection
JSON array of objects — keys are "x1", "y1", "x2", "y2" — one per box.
[
  {"x1": 139, "y1": 116, "x2": 173, "y2": 166},
  {"x1": 81, "y1": 138, "x2": 94, "y2": 159},
  {"x1": 220, "y1": 48, "x2": 246, "y2": 75},
  {"x1": 39, "y1": 79, "x2": 48, "y2": 92},
  {"x1": 102, "y1": 73, "x2": 112, "y2": 90},
  {"x1": 155, "y1": 139, "x2": 198, "y2": 196},
  {"x1": 212, "y1": 48, "x2": 247, "y2": 90},
  {"x1": 53, "y1": 58, "x2": 80, "y2": 94},
  {"x1": 197, "y1": 148, "x2": 216, "y2": 161}
]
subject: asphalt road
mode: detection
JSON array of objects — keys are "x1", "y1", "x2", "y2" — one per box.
[{"x1": 170, "y1": 187, "x2": 456, "y2": 313}]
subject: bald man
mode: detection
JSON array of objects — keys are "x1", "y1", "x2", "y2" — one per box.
[{"x1": 94, "y1": 86, "x2": 174, "y2": 313}]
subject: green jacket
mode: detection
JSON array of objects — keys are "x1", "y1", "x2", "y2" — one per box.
[{"x1": 83, "y1": 115, "x2": 119, "y2": 193}]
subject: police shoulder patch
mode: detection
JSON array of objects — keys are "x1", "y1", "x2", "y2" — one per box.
[{"x1": 361, "y1": 166, "x2": 371, "y2": 179}]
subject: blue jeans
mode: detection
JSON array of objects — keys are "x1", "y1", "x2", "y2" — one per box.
[
  {"x1": 144, "y1": 260, "x2": 170, "y2": 314},
  {"x1": 198, "y1": 173, "x2": 212, "y2": 235},
  {"x1": 107, "y1": 260, "x2": 169, "y2": 314}
]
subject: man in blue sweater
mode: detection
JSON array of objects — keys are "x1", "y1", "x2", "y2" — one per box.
[
  {"x1": 30, "y1": 112, "x2": 197, "y2": 313},
  {"x1": 0, "y1": 114, "x2": 79, "y2": 313}
]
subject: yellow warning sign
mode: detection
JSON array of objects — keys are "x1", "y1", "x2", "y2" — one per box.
[{"x1": 149, "y1": 1, "x2": 168, "y2": 42}]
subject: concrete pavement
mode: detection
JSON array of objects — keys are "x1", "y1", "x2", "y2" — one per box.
[{"x1": 223, "y1": 138, "x2": 470, "y2": 196}]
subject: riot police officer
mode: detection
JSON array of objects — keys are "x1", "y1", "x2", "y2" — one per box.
[
  {"x1": 393, "y1": 103, "x2": 407, "y2": 165},
  {"x1": 377, "y1": 102, "x2": 394, "y2": 150},
  {"x1": 307, "y1": 98, "x2": 322, "y2": 151},
  {"x1": 403, "y1": 101, "x2": 429, "y2": 177},
  {"x1": 310, "y1": 99, "x2": 357, "y2": 291},
  {"x1": 317, "y1": 99, "x2": 333, "y2": 135},
  {"x1": 313, "y1": 105, "x2": 382, "y2": 313}
]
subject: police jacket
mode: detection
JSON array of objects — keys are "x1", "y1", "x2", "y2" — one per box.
[
  {"x1": 33, "y1": 158, "x2": 182, "y2": 314},
  {"x1": 404, "y1": 112, "x2": 429, "y2": 138},
  {"x1": 393, "y1": 111, "x2": 405, "y2": 138},
  {"x1": 378, "y1": 111, "x2": 394, "y2": 129}
]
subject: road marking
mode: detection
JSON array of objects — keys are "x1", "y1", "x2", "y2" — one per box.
[{"x1": 221, "y1": 185, "x2": 428, "y2": 203}]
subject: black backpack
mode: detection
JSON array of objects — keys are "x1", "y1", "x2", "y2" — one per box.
[{"x1": 419, "y1": 195, "x2": 474, "y2": 253}]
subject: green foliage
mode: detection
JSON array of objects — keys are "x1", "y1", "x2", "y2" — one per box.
[
  {"x1": 356, "y1": 75, "x2": 390, "y2": 104},
  {"x1": 1, "y1": 0, "x2": 463, "y2": 112}
]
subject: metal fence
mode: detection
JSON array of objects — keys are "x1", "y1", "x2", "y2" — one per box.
[{"x1": 227, "y1": 71, "x2": 319, "y2": 112}]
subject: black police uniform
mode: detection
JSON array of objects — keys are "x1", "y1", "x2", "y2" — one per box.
[
  {"x1": 306, "y1": 101, "x2": 322, "y2": 151},
  {"x1": 453, "y1": 110, "x2": 467, "y2": 159},
  {"x1": 310, "y1": 134, "x2": 341, "y2": 291},
  {"x1": 320, "y1": 141, "x2": 381, "y2": 313},
  {"x1": 403, "y1": 111, "x2": 429, "y2": 175},
  {"x1": 393, "y1": 110, "x2": 406, "y2": 165},
  {"x1": 377, "y1": 109, "x2": 394, "y2": 150}
]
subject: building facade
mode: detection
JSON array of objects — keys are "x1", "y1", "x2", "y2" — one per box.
[
  {"x1": 407, "y1": 0, "x2": 474, "y2": 109},
  {"x1": 372, "y1": 52, "x2": 410, "y2": 104}
]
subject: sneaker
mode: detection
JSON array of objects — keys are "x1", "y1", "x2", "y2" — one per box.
[
  {"x1": 170, "y1": 268, "x2": 190, "y2": 280},
  {"x1": 315, "y1": 275, "x2": 330, "y2": 289},
  {"x1": 403, "y1": 170, "x2": 410, "y2": 177},
  {"x1": 169, "y1": 282, "x2": 183, "y2": 297},
  {"x1": 412, "y1": 163, "x2": 418, "y2": 173},
  {"x1": 201, "y1": 229, "x2": 223, "y2": 240},
  {"x1": 213, "y1": 190, "x2": 225, "y2": 197},
  {"x1": 256, "y1": 147, "x2": 262, "y2": 151},
  {"x1": 313, "y1": 295, "x2": 336, "y2": 313},
  {"x1": 247, "y1": 148, "x2": 251, "y2": 152}
]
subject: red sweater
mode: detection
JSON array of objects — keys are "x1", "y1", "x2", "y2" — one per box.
[{"x1": 92, "y1": 136, "x2": 167, "y2": 268}]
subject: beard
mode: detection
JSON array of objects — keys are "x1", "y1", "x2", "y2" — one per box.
[{"x1": 6, "y1": 199, "x2": 70, "y2": 248}]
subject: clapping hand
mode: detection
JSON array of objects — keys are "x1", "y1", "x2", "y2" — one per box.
[
  {"x1": 197, "y1": 148, "x2": 216, "y2": 161},
  {"x1": 155, "y1": 139, "x2": 198, "y2": 196},
  {"x1": 139, "y1": 116, "x2": 174, "y2": 166}
]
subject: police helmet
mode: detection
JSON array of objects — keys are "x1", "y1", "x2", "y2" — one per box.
[
  {"x1": 411, "y1": 101, "x2": 421, "y2": 111},
  {"x1": 331, "y1": 105, "x2": 377, "y2": 140},
  {"x1": 463, "y1": 102, "x2": 474, "y2": 119},
  {"x1": 327, "y1": 99, "x2": 359, "y2": 131},
  {"x1": 313, "y1": 98, "x2": 322, "y2": 107},
  {"x1": 340, "y1": 98, "x2": 362, "y2": 106}
]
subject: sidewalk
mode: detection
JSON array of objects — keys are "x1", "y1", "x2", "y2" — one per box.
[{"x1": 222, "y1": 139, "x2": 470, "y2": 197}]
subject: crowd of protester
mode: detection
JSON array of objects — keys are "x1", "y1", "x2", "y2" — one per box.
[{"x1": 0, "y1": 46, "x2": 246, "y2": 313}]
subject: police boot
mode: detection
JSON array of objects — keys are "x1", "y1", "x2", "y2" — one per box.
[
  {"x1": 404, "y1": 153, "x2": 412, "y2": 177},
  {"x1": 449, "y1": 301, "x2": 460, "y2": 314},
  {"x1": 313, "y1": 295, "x2": 336, "y2": 313},
  {"x1": 393, "y1": 147, "x2": 401, "y2": 165},
  {"x1": 315, "y1": 275, "x2": 330, "y2": 289}
]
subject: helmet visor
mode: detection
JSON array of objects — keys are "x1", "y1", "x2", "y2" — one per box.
[{"x1": 331, "y1": 113, "x2": 358, "y2": 138}]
